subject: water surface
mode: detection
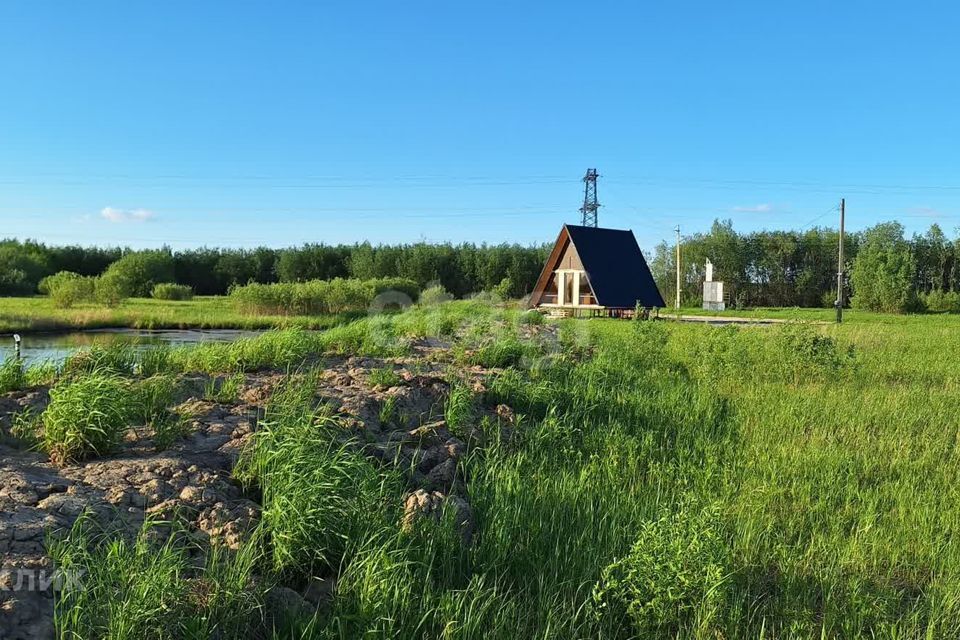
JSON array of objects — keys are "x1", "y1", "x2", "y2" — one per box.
[{"x1": 0, "y1": 329, "x2": 262, "y2": 365}]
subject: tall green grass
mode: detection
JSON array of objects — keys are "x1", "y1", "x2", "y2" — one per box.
[
  {"x1": 235, "y1": 373, "x2": 405, "y2": 579},
  {"x1": 50, "y1": 515, "x2": 265, "y2": 639},
  {"x1": 0, "y1": 357, "x2": 26, "y2": 393},
  {"x1": 39, "y1": 302, "x2": 960, "y2": 638},
  {"x1": 42, "y1": 370, "x2": 134, "y2": 463}
]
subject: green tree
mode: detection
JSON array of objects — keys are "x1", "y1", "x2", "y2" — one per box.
[
  {"x1": 851, "y1": 222, "x2": 918, "y2": 313},
  {"x1": 100, "y1": 249, "x2": 175, "y2": 297},
  {"x1": 0, "y1": 240, "x2": 51, "y2": 295}
]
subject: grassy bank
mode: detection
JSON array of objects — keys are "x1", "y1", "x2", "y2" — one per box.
[
  {"x1": 673, "y1": 305, "x2": 960, "y2": 325},
  {"x1": 5, "y1": 301, "x2": 960, "y2": 636},
  {"x1": 0, "y1": 296, "x2": 360, "y2": 334}
]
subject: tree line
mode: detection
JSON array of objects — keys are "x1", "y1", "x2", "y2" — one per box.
[
  {"x1": 649, "y1": 220, "x2": 960, "y2": 312},
  {"x1": 0, "y1": 239, "x2": 549, "y2": 300},
  {"x1": 4, "y1": 219, "x2": 958, "y2": 313}
]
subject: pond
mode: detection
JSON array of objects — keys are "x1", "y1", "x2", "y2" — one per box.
[{"x1": 0, "y1": 329, "x2": 264, "y2": 365}]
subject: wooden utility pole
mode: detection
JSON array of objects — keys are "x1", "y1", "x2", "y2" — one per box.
[
  {"x1": 675, "y1": 225, "x2": 682, "y2": 310},
  {"x1": 836, "y1": 198, "x2": 845, "y2": 323}
]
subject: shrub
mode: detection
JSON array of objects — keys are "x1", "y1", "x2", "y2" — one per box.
[
  {"x1": 94, "y1": 272, "x2": 128, "y2": 307},
  {"x1": 151, "y1": 283, "x2": 194, "y2": 301},
  {"x1": 771, "y1": 322, "x2": 851, "y2": 382},
  {"x1": 591, "y1": 505, "x2": 729, "y2": 636},
  {"x1": 371, "y1": 277, "x2": 421, "y2": 304},
  {"x1": 42, "y1": 371, "x2": 133, "y2": 463},
  {"x1": 230, "y1": 277, "x2": 420, "y2": 315},
  {"x1": 53, "y1": 276, "x2": 96, "y2": 308},
  {"x1": 922, "y1": 289, "x2": 960, "y2": 313},
  {"x1": 40, "y1": 271, "x2": 96, "y2": 308},
  {"x1": 492, "y1": 276, "x2": 514, "y2": 300},
  {"x1": 100, "y1": 250, "x2": 176, "y2": 298},
  {"x1": 420, "y1": 284, "x2": 454, "y2": 306},
  {"x1": 38, "y1": 270, "x2": 80, "y2": 295}
]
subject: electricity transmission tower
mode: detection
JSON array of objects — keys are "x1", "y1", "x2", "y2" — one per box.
[{"x1": 580, "y1": 168, "x2": 600, "y2": 227}]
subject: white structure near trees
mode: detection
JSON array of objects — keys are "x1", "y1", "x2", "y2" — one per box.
[{"x1": 703, "y1": 259, "x2": 726, "y2": 311}]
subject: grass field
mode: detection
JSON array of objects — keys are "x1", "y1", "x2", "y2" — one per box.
[
  {"x1": 6, "y1": 301, "x2": 960, "y2": 637},
  {"x1": 674, "y1": 305, "x2": 960, "y2": 325},
  {"x1": 0, "y1": 296, "x2": 359, "y2": 333}
]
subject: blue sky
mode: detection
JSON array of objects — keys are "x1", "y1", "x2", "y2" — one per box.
[{"x1": 1, "y1": 2, "x2": 958, "y2": 252}]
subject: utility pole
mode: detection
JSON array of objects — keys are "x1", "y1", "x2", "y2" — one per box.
[
  {"x1": 580, "y1": 168, "x2": 600, "y2": 227},
  {"x1": 675, "y1": 225, "x2": 682, "y2": 310},
  {"x1": 836, "y1": 198, "x2": 845, "y2": 323}
]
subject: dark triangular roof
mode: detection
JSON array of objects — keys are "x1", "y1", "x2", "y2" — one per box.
[{"x1": 531, "y1": 224, "x2": 666, "y2": 309}]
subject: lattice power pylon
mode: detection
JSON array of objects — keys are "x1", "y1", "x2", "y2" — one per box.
[{"x1": 579, "y1": 168, "x2": 600, "y2": 227}]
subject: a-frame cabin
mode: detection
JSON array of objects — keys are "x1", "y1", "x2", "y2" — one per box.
[{"x1": 529, "y1": 224, "x2": 666, "y2": 316}]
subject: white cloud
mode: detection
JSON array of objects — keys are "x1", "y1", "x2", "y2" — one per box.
[
  {"x1": 100, "y1": 206, "x2": 155, "y2": 223},
  {"x1": 731, "y1": 203, "x2": 773, "y2": 213}
]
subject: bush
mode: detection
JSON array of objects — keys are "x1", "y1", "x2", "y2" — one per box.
[
  {"x1": 151, "y1": 283, "x2": 194, "y2": 301},
  {"x1": 771, "y1": 322, "x2": 852, "y2": 383},
  {"x1": 420, "y1": 284, "x2": 454, "y2": 306},
  {"x1": 922, "y1": 289, "x2": 960, "y2": 313},
  {"x1": 42, "y1": 270, "x2": 124, "y2": 308},
  {"x1": 50, "y1": 276, "x2": 96, "y2": 309},
  {"x1": 592, "y1": 505, "x2": 729, "y2": 636},
  {"x1": 492, "y1": 276, "x2": 514, "y2": 300},
  {"x1": 42, "y1": 371, "x2": 133, "y2": 463},
  {"x1": 94, "y1": 272, "x2": 128, "y2": 307},
  {"x1": 39, "y1": 271, "x2": 80, "y2": 295},
  {"x1": 230, "y1": 277, "x2": 420, "y2": 315},
  {"x1": 100, "y1": 250, "x2": 176, "y2": 298}
]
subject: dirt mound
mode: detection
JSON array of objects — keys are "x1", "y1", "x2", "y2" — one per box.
[{"x1": 0, "y1": 349, "x2": 511, "y2": 639}]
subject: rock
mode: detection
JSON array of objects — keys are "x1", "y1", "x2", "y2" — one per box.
[
  {"x1": 496, "y1": 404, "x2": 515, "y2": 423},
  {"x1": 179, "y1": 486, "x2": 204, "y2": 503},
  {"x1": 265, "y1": 586, "x2": 314, "y2": 619},
  {"x1": 402, "y1": 489, "x2": 474, "y2": 542},
  {"x1": 426, "y1": 458, "x2": 458, "y2": 491},
  {"x1": 303, "y1": 576, "x2": 336, "y2": 606}
]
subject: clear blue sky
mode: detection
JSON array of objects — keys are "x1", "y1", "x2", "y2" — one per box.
[{"x1": 1, "y1": 2, "x2": 958, "y2": 252}]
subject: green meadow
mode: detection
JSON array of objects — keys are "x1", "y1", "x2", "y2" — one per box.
[
  {"x1": 5, "y1": 301, "x2": 960, "y2": 638},
  {"x1": 0, "y1": 296, "x2": 358, "y2": 333}
]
